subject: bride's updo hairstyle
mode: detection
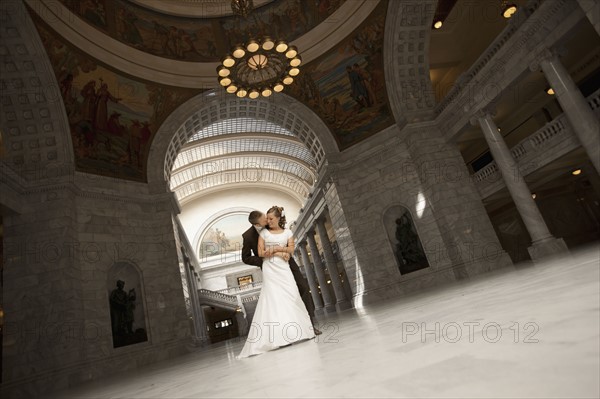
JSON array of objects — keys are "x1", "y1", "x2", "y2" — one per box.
[{"x1": 267, "y1": 205, "x2": 286, "y2": 228}]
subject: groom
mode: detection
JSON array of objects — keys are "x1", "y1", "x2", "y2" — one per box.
[{"x1": 242, "y1": 210, "x2": 322, "y2": 335}]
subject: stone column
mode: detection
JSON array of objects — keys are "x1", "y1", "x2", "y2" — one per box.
[
  {"x1": 531, "y1": 49, "x2": 600, "y2": 174},
  {"x1": 297, "y1": 242, "x2": 324, "y2": 315},
  {"x1": 306, "y1": 230, "x2": 336, "y2": 312},
  {"x1": 582, "y1": 160, "x2": 600, "y2": 199},
  {"x1": 315, "y1": 217, "x2": 352, "y2": 311},
  {"x1": 473, "y1": 111, "x2": 568, "y2": 260},
  {"x1": 578, "y1": 0, "x2": 600, "y2": 36},
  {"x1": 182, "y1": 251, "x2": 206, "y2": 343}
]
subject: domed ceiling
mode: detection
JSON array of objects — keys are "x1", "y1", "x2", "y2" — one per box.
[
  {"x1": 26, "y1": 0, "x2": 394, "y2": 183},
  {"x1": 58, "y1": 0, "x2": 346, "y2": 62}
]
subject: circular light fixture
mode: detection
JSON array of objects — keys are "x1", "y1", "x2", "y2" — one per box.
[
  {"x1": 232, "y1": 46, "x2": 245, "y2": 59},
  {"x1": 275, "y1": 40, "x2": 288, "y2": 53},
  {"x1": 290, "y1": 55, "x2": 302, "y2": 67},
  {"x1": 247, "y1": 54, "x2": 268, "y2": 70},
  {"x1": 433, "y1": 20, "x2": 443, "y2": 29},
  {"x1": 217, "y1": 66, "x2": 230, "y2": 77},
  {"x1": 532, "y1": 193, "x2": 537, "y2": 199},
  {"x1": 217, "y1": 37, "x2": 301, "y2": 98},
  {"x1": 502, "y1": 2, "x2": 517, "y2": 19},
  {"x1": 262, "y1": 37, "x2": 275, "y2": 51},
  {"x1": 546, "y1": 87, "x2": 555, "y2": 95},
  {"x1": 222, "y1": 55, "x2": 235, "y2": 68},
  {"x1": 572, "y1": 169, "x2": 582, "y2": 176},
  {"x1": 246, "y1": 39, "x2": 260, "y2": 53},
  {"x1": 285, "y1": 45, "x2": 298, "y2": 59}
]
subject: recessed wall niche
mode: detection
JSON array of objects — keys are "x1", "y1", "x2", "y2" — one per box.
[
  {"x1": 383, "y1": 205, "x2": 430, "y2": 275},
  {"x1": 107, "y1": 261, "x2": 148, "y2": 348}
]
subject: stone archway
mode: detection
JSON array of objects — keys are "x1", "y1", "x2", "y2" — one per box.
[{"x1": 147, "y1": 91, "x2": 340, "y2": 191}]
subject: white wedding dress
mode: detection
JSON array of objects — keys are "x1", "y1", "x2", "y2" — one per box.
[{"x1": 238, "y1": 228, "x2": 315, "y2": 358}]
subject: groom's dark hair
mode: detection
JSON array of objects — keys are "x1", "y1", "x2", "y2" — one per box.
[{"x1": 248, "y1": 211, "x2": 263, "y2": 225}]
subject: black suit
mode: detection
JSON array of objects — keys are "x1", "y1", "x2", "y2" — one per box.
[{"x1": 241, "y1": 226, "x2": 315, "y2": 318}]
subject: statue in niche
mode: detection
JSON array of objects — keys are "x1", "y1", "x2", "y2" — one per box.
[
  {"x1": 109, "y1": 279, "x2": 147, "y2": 348},
  {"x1": 109, "y1": 280, "x2": 128, "y2": 336},
  {"x1": 395, "y1": 214, "x2": 429, "y2": 274}
]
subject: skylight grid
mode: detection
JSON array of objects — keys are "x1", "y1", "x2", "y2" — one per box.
[
  {"x1": 173, "y1": 138, "x2": 316, "y2": 170},
  {"x1": 174, "y1": 170, "x2": 310, "y2": 200},
  {"x1": 189, "y1": 118, "x2": 295, "y2": 143}
]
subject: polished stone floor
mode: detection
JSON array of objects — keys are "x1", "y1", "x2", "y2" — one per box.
[{"x1": 48, "y1": 245, "x2": 599, "y2": 398}]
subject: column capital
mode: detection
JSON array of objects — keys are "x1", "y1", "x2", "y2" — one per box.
[
  {"x1": 528, "y1": 47, "x2": 567, "y2": 72},
  {"x1": 315, "y1": 214, "x2": 327, "y2": 226},
  {"x1": 469, "y1": 108, "x2": 496, "y2": 127}
]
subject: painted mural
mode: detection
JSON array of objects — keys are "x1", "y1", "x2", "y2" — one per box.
[
  {"x1": 32, "y1": 16, "x2": 200, "y2": 182},
  {"x1": 286, "y1": 0, "x2": 393, "y2": 149},
  {"x1": 59, "y1": 0, "x2": 346, "y2": 62},
  {"x1": 199, "y1": 213, "x2": 247, "y2": 261}
]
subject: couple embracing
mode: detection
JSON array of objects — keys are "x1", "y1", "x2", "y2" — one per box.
[{"x1": 238, "y1": 206, "x2": 321, "y2": 358}]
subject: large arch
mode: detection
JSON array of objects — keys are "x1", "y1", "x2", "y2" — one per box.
[
  {"x1": 0, "y1": 0, "x2": 74, "y2": 178},
  {"x1": 384, "y1": 0, "x2": 437, "y2": 127},
  {"x1": 147, "y1": 91, "x2": 340, "y2": 191}
]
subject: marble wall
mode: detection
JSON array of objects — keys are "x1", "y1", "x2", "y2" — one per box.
[
  {"x1": 322, "y1": 123, "x2": 513, "y2": 306},
  {"x1": 1, "y1": 173, "x2": 191, "y2": 397}
]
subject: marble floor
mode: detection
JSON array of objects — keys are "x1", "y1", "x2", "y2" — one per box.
[{"x1": 47, "y1": 245, "x2": 599, "y2": 399}]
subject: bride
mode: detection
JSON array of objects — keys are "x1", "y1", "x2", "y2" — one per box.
[{"x1": 238, "y1": 206, "x2": 315, "y2": 358}]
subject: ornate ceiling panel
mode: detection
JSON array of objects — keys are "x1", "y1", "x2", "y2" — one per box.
[
  {"x1": 170, "y1": 114, "x2": 318, "y2": 200},
  {"x1": 56, "y1": 0, "x2": 346, "y2": 62}
]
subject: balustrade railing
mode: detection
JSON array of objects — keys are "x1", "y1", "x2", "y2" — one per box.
[
  {"x1": 436, "y1": 0, "x2": 543, "y2": 115},
  {"x1": 473, "y1": 163, "x2": 500, "y2": 183},
  {"x1": 473, "y1": 89, "x2": 600, "y2": 186},
  {"x1": 216, "y1": 282, "x2": 263, "y2": 295},
  {"x1": 197, "y1": 287, "x2": 261, "y2": 312},
  {"x1": 198, "y1": 289, "x2": 238, "y2": 305}
]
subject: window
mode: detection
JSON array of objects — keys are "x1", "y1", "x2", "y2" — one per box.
[
  {"x1": 237, "y1": 275, "x2": 253, "y2": 286},
  {"x1": 214, "y1": 319, "x2": 233, "y2": 329}
]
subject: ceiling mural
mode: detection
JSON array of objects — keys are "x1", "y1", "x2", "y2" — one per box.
[
  {"x1": 199, "y1": 213, "x2": 247, "y2": 261},
  {"x1": 30, "y1": 12, "x2": 201, "y2": 182},
  {"x1": 287, "y1": 0, "x2": 393, "y2": 150},
  {"x1": 58, "y1": 0, "x2": 346, "y2": 62}
]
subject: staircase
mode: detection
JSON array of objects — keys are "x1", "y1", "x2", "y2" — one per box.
[{"x1": 198, "y1": 289, "x2": 242, "y2": 311}]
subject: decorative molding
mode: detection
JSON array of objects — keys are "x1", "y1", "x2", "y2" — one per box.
[
  {"x1": 384, "y1": 0, "x2": 437, "y2": 128},
  {"x1": 435, "y1": 0, "x2": 581, "y2": 140},
  {"x1": 473, "y1": 89, "x2": 600, "y2": 198},
  {"x1": 25, "y1": 0, "x2": 377, "y2": 88},
  {"x1": 147, "y1": 91, "x2": 339, "y2": 197},
  {"x1": 0, "y1": 0, "x2": 74, "y2": 175}
]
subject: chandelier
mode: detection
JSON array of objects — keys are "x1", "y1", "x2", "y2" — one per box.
[
  {"x1": 217, "y1": 37, "x2": 302, "y2": 98},
  {"x1": 231, "y1": 0, "x2": 253, "y2": 17}
]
